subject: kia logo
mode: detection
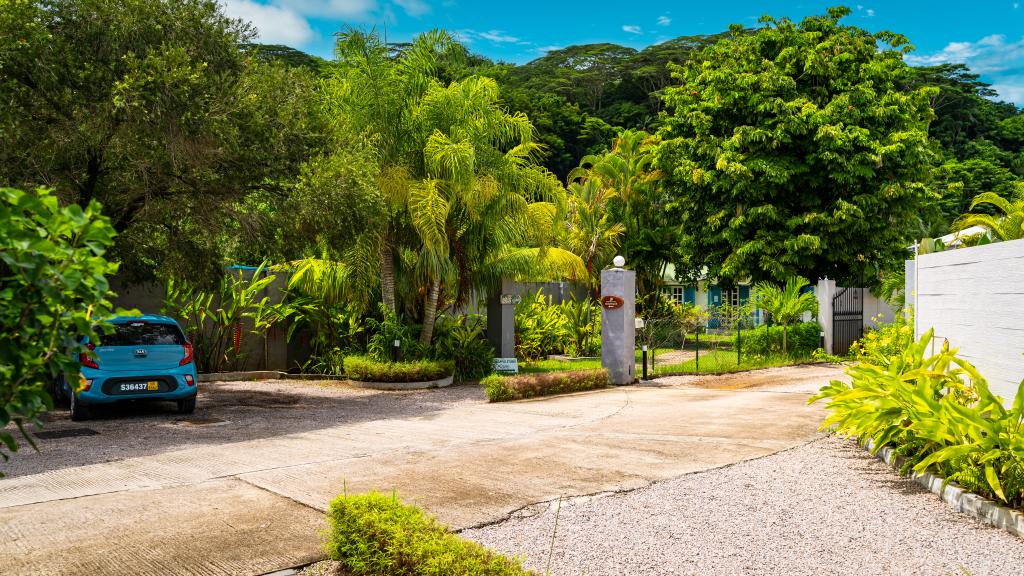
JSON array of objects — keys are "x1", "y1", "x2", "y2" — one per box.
[{"x1": 134, "y1": 349, "x2": 147, "y2": 356}]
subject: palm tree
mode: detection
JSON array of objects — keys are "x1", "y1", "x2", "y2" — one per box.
[
  {"x1": 953, "y1": 191, "x2": 1024, "y2": 242},
  {"x1": 564, "y1": 171, "x2": 625, "y2": 289},
  {"x1": 752, "y1": 277, "x2": 818, "y2": 354},
  {"x1": 294, "y1": 37, "x2": 585, "y2": 347}
]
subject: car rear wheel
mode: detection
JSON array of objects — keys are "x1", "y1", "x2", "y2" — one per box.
[
  {"x1": 69, "y1": 392, "x2": 90, "y2": 421},
  {"x1": 177, "y1": 397, "x2": 196, "y2": 414}
]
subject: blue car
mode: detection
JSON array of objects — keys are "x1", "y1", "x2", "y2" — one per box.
[{"x1": 62, "y1": 315, "x2": 198, "y2": 421}]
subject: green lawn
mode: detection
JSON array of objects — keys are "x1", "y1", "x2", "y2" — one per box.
[
  {"x1": 519, "y1": 348, "x2": 673, "y2": 374},
  {"x1": 653, "y1": 350, "x2": 809, "y2": 375}
]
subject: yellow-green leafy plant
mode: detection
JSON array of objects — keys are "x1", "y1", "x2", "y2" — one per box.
[{"x1": 812, "y1": 329, "x2": 1024, "y2": 507}]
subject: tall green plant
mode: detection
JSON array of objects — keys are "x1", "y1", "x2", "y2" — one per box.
[{"x1": 162, "y1": 263, "x2": 280, "y2": 372}]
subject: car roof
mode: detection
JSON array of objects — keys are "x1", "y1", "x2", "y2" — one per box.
[{"x1": 110, "y1": 314, "x2": 180, "y2": 325}]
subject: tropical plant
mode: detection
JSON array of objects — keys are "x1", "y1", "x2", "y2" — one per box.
[
  {"x1": 563, "y1": 173, "x2": 624, "y2": 287},
  {"x1": 559, "y1": 297, "x2": 601, "y2": 358},
  {"x1": 0, "y1": 188, "x2": 122, "y2": 472},
  {"x1": 848, "y1": 311, "x2": 916, "y2": 365},
  {"x1": 162, "y1": 263, "x2": 282, "y2": 372},
  {"x1": 302, "y1": 30, "x2": 585, "y2": 348},
  {"x1": 952, "y1": 191, "x2": 1024, "y2": 242},
  {"x1": 752, "y1": 277, "x2": 818, "y2": 354},
  {"x1": 366, "y1": 303, "x2": 423, "y2": 362},
  {"x1": 513, "y1": 292, "x2": 568, "y2": 360},
  {"x1": 430, "y1": 314, "x2": 495, "y2": 382},
  {"x1": 811, "y1": 329, "x2": 1024, "y2": 507}
]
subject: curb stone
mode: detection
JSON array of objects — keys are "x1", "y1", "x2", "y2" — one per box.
[
  {"x1": 866, "y1": 439, "x2": 1024, "y2": 538},
  {"x1": 351, "y1": 374, "x2": 455, "y2": 391}
]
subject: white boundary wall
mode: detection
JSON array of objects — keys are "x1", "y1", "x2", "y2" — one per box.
[{"x1": 911, "y1": 238, "x2": 1024, "y2": 401}]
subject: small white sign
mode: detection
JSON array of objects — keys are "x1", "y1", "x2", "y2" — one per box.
[{"x1": 493, "y1": 357, "x2": 519, "y2": 374}]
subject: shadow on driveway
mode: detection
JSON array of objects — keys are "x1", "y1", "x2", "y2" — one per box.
[{"x1": 6, "y1": 379, "x2": 486, "y2": 477}]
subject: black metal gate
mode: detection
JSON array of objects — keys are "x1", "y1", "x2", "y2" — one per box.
[{"x1": 832, "y1": 287, "x2": 863, "y2": 355}]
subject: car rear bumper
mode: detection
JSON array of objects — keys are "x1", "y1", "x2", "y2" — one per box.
[{"x1": 76, "y1": 367, "x2": 198, "y2": 405}]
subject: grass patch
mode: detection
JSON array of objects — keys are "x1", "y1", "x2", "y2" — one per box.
[
  {"x1": 520, "y1": 348, "x2": 673, "y2": 374},
  {"x1": 481, "y1": 369, "x2": 610, "y2": 401},
  {"x1": 326, "y1": 491, "x2": 531, "y2": 575},
  {"x1": 343, "y1": 355, "x2": 453, "y2": 383}
]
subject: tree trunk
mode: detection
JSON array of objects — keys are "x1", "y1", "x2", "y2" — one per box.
[
  {"x1": 380, "y1": 242, "x2": 396, "y2": 313},
  {"x1": 782, "y1": 324, "x2": 788, "y2": 355},
  {"x1": 419, "y1": 278, "x2": 441, "y2": 347}
]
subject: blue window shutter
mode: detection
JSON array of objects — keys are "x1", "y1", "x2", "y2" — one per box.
[
  {"x1": 739, "y1": 285, "x2": 750, "y2": 304},
  {"x1": 684, "y1": 286, "x2": 696, "y2": 304}
]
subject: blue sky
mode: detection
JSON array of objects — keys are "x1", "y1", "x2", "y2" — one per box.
[{"x1": 223, "y1": 0, "x2": 1024, "y2": 105}]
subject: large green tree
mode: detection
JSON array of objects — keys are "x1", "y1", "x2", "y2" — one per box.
[
  {"x1": 656, "y1": 7, "x2": 936, "y2": 285},
  {"x1": 0, "y1": 0, "x2": 324, "y2": 281}
]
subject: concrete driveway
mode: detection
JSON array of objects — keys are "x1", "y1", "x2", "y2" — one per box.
[{"x1": 0, "y1": 365, "x2": 843, "y2": 575}]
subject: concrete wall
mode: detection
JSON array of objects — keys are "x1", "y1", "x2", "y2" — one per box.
[{"x1": 911, "y1": 239, "x2": 1024, "y2": 401}]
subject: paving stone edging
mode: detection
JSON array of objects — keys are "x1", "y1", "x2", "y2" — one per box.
[
  {"x1": 867, "y1": 439, "x2": 1024, "y2": 538},
  {"x1": 351, "y1": 374, "x2": 455, "y2": 391}
]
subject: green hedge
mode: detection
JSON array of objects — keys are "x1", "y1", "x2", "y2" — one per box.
[
  {"x1": 344, "y1": 355, "x2": 453, "y2": 383},
  {"x1": 326, "y1": 492, "x2": 532, "y2": 575},
  {"x1": 481, "y1": 369, "x2": 610, "y2": 402},
  {"x1": 740, "y1": 321, "x2": 820, "y2": 355}
]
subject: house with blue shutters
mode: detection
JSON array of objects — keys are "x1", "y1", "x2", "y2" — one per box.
[{"x1": 660, "y1": 264, "x2": 766, "y2": 328}]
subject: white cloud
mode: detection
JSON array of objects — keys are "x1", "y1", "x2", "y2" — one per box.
[
  {"x1": 990, "y1": 77, "x2": 1024, "y2": 104},
  {"x1": 866, "y1": 8, "x2": 875, "y2": 16},
  {"x1": 394, "y1": 0, "x2": 430, "y2": 17},
  {"x1": 622, "y1": 24, "x2": 642, "y2": 34},
  {"x1": 905, "y1": 34, "x2": 1024, "y2": 74},
  {"x1": 657, "y1": 15, "x2": 671, "y2": 26},
  {"x1": 536, "y1": 45, "x2": 562, "y2": 54},
  {"x1": 477, "y1": 30, "x2": 520, "y2": 43},
  {"x1": 224, "y1": 0, "x2": 315, "y2": 45},
  {"x1": 283, "y1": 0, "x2": 379, "y2": 18}
]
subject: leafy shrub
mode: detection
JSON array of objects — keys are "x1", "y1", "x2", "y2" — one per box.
[
  {"x1": 514, "y1": 291, "x2": 567, "y2": 360},
  {"x1": 812, "y1": 328, "x2": 1024, "y2": 508},
  {"x1": 367, "y1": 304, "x2": 424, "y2": 361},
  {"x1": 482, "y1": 369, "x2": 610, "y2": 402},
  {"x1": 1, "y1": 187, "x2": 123, "y2": 471},
  {"x1": 326, "y1": 491, "x2": 531, "y2": 575},
  {"x1": 741, "y1": 322, "x2": 820, "y2": 356},
  {"x1": 430, "y1": 314, "x2": 494, "y2": 382},
  {"x1": 344, "y1": 355, "x2": 453, "y2": 383},
  {"x1": 810, "y1": 348, "x2": 844, "y2": 364},
  {"x1": 848, "y1": 311, "x2": 914, "y2": 365}
]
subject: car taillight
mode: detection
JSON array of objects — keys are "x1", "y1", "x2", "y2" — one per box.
[
  {"x1": 80, "y1": 343, "x2": 99, "y2": 369},
  {"x1": 81, "y1": 379, "x2": 93, "y2": 392},
  {"x1": 179, "y1": 342, "x2": 193, "y2": 366},
  {"x1": 184, "y1": 374, "x2": 195, "y2": 387}
]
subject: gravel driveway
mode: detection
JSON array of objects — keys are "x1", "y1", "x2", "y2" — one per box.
[{"x1": 463, "y1": 436, "x2": 1024, "y2": 576}]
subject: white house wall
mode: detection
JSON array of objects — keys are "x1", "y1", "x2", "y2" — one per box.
[{"x1": 912, "y1": 238, "x2": 1024, "y2": 402}]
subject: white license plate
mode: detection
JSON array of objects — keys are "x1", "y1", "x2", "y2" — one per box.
[{"x1": 120, "y1": 381, "x2": 159, "y2": 392}]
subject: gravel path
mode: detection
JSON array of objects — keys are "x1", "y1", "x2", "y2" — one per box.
[{"x1": 462, "y1": 436, "x2": 1024, "y2": 575}]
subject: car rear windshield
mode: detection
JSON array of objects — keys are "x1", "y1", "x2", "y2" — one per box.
[{"x1": 99, "y1": 322, "x2": 186, "y2": 346}]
